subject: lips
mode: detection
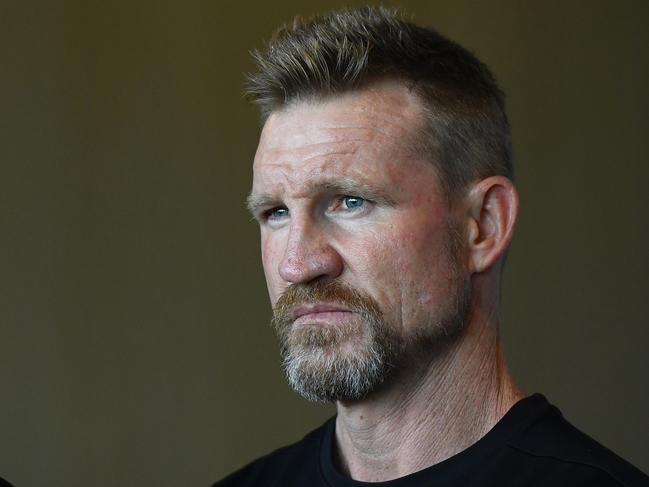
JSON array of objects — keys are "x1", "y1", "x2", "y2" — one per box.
[{"x1": 292, "y1": 303, "x2": 354, "y2": 327}]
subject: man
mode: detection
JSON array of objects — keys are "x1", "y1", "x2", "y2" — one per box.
[{"x1": 216, "y1": 7, "x2": 648, "y2": 486}]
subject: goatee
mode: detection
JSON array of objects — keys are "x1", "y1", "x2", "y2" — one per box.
[{"x1": 271, "y1": 280, "x2": 403, "y2": 402}]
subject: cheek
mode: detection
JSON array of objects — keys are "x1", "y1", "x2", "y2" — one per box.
[
  {"x1": 391, "y1": 213, "x2": 446, "y2": 276},
  {"x1": 260, "y1": 235, "x2": 283, "y2": 301},
  {"x1": 342, "y1": 227, "x2": 410, "y2": 310},
  {"x1": 392, "y1": 220, "x2": 456, "y2": 313},
  {"x1": 336, "y1": 229, "x2": 391, "y2": 289},
  {"x1": 260, "y1": 237, "x2": 273, "y2": 270}
]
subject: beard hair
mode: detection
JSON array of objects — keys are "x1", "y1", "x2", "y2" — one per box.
[
  {"x1": 271, "y1": 281, "x2": 403, "y2": 402},
  {"x1": 270, "y1": 222, "x2": 471, "y2": 403}
]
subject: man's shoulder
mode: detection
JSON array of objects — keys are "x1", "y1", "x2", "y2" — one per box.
[
  {"x1": 210, "y1": 396, "x2": 649, "y2": 487},
  {"x1": 503, "y1": 397, "x2": 649, "y2": 487},
  {"x1": 212, "y1": 418, "x2": 332, "y2": 487}
]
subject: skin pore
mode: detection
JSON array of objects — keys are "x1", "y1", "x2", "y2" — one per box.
[{"x1": 249, "y1": 79, "x2": 523, "y2": 482}]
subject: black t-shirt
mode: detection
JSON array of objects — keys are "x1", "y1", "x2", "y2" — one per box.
[{"x1": 214, "y1": 394, "x2": 649, "y2": 486}]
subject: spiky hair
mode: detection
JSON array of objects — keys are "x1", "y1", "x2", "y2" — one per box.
[{"x1": 246, "y1": 6, "x2": 513, "y2": 196}]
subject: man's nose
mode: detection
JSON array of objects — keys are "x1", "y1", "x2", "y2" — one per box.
[{"x1": 278, "y1": 221, "x2": 343, "y2": 284}]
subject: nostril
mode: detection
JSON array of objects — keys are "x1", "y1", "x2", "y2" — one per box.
[{"x1": 279, "y1": 243, "x2": 344, "y2": 284}]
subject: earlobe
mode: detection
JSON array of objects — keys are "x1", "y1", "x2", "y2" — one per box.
[{"x1": 465, "y1": 176, "x2": 519, "y2": 274}]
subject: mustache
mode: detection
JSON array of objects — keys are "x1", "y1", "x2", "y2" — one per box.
[{"x1": 272, "y1": 281, "x2": 382, "y2": 327}]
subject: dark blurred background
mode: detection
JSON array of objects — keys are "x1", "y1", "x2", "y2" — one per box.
[{"x1": 0, "y1": 1, "x2": 647, "y2": 486}]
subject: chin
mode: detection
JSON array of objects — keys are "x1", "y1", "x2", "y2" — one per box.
[{"x1": 281, "y1": 325, "x2": 400, "y2": 403}]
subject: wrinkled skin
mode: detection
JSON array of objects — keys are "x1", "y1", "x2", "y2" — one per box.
[{"x1": 248, "y1": 80, "x2": 469, "y2": 391}]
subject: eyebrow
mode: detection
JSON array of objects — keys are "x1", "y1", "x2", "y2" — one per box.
[{"x1": 246, "y1": 178, "x2": 396, "y2": 216}]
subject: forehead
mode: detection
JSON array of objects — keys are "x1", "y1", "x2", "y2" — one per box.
[
  {"x1": 250, "y1": 80, "x2": 436, "y2": 199},
  {"x1": 257, "y1": 81, "x2": 422, "y2": 151}
]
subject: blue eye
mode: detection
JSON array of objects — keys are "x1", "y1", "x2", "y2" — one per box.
[
  {"x1": 343, "y1": 196, "x2": 364, "y2": 209},
  {"x1": 267, "y1": 206, "x2": 289, "y2": 220}
]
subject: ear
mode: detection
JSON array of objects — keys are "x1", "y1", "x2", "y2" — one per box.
[{"x1": 464, "y1": 176, "x2": 519, "y2": 274}]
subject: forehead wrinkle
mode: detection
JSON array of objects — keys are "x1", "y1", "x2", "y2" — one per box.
[
  {"x1": 253, "y1": 148, "x2": 359, "y2": 195},
  {"x1": 253, "y1": 134, "x2": 361, "y2": 190},
  {"x1": 255, "y1": 138, "x2": 360, "y2": 165},
  {"x1": 259, "y1": 118, "x2": 410, "y2": 156},
  {"x1": 248, "y1": 156, "x2": 398, "y2": 214},
  {"x1": 314, "y1": 123, "x2": 415, "y2": 152},
  {"x1": 255, "y1": 124, "x2": 411, "y2": 181}
]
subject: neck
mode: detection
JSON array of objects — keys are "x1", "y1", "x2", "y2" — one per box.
[{"x1": 333, "y1": 309, "x2": 523, "y2": 482}]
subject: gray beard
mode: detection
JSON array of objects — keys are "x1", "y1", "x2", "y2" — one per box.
[
  {"x1": 271, "y1": 277, "x2": 471, "y2": 403},
  {"x1": 278, "y1": 310, "x2": 402, "y2": 402}
]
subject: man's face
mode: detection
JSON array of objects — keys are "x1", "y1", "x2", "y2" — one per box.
[{"x1": 248, "y1": 80, "x2": 470, "y2": 402}]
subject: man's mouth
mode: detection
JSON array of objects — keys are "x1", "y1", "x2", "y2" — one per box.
[{"x1": 291, "y1": 304, "x2": 354, "y2": 327}]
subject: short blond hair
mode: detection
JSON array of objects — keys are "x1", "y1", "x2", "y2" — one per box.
[{"x1": 246, "y1": 6, "x2": 513, "y2": 197}]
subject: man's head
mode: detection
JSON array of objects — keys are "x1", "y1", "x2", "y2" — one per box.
[
  {"x1": 246, "y1": 6, "x2": 513, "y2": 198},
  {"x1": 245, "y1": 8, "x2": 518, "y2": 403}
]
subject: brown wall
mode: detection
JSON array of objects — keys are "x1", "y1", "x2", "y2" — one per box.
[{"x1": 0, "y1": 1, "x2": 647, "y2": 485}]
